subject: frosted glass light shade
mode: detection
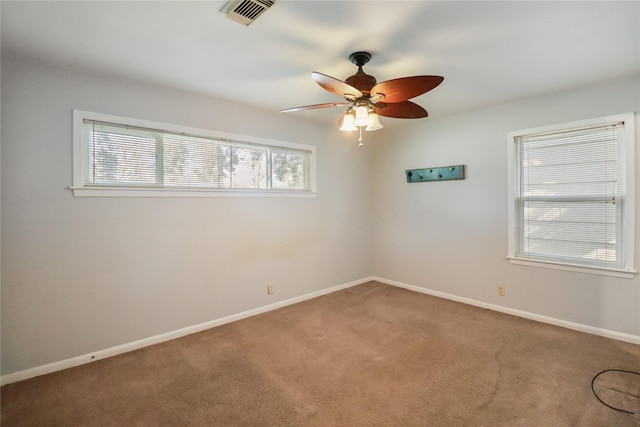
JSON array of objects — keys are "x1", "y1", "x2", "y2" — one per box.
[
  {"x1": 339, "y1": 113, "x2": 357, "y2": 131},
  {"x1": 354, "y1": 105, "x2": 369, "y2": 127},
  {"x1": 365, "y1": 112, "x2": 383, "y2": 131}
]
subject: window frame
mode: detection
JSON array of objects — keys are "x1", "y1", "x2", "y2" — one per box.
[
  {"x1": 507, "y1": 113, "x2": 636, "y2": 278},
  {"x1": 71, "y1": 110, "x2": 317, "y2": 198}
]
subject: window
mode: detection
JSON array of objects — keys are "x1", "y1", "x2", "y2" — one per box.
[
  {"x1": 72, "y1": 110, "x2": 316, "y2": 197},
  {"x1": 507, "y1": 113, "x2": 635, "y2": 278}
]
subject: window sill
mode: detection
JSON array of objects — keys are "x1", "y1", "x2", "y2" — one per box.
[
  {"x1": 70, "y1": 186, "x2": 318, "y2": 198},
  {"x1": 507, "y1": 256, "x2": 636, "y2": 279}
]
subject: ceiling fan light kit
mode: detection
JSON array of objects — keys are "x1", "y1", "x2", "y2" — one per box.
[{"x1": 281, "y1": 51, "x2": 444, "y2": 147}]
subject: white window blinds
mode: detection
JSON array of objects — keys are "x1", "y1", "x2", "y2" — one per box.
[
  {"x1": 81, "y1": 119, "x2": 311, "y2": 192},
  {"x1": 514, "y1": 121, "x2": 626, "y2": 268}
]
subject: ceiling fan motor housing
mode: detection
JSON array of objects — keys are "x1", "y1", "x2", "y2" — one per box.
[
  {"x1": 345, "y1": 72, "x2": 377, "y2": 95},
  {"x1": 345, "y1": 51, "x2": 377, "y2": 94}
]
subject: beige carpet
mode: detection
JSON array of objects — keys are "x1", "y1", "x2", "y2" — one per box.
[{"x1": 2, "y1": 281, "x2": 640, "y2": 426}]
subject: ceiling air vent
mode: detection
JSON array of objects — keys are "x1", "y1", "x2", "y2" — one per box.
[{"x1": 220, "y1": 0, "x2": 275, "y2": 26}]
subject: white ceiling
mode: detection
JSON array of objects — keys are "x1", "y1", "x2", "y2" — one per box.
[{"x1": 2, "y1": 1, "x2": 639, "y2": 126}]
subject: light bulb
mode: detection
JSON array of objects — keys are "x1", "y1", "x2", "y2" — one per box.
[
  {"x1": 354, "y1": 105, "x2": 369, "y2": 127},
  {"x1": 365, "y1": 112, "x2": 383, "y2": 131}
]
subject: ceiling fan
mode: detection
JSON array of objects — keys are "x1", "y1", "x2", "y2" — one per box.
[{"x1": 281, "y1": 51, "x2": 444, "y2": 146}]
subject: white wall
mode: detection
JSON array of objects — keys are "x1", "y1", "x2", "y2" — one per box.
[
  {"x1": 1, "y1": 57, "x2": 372, "y2": 375},
  {"x1": 371, "y1": 75, "x2": 640, "y2": 337}
]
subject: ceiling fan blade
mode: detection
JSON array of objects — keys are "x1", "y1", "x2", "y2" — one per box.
[
  {"x1": 280, "y1": 102, "x2": 349, "y2": 113},
  {"x1": 373, "y1": 101, "x2": 428, "y2": 119},
  {"x1": 312, "y1": 72, "x2": 363, "y2": 100},
  {"x1": 370, "y1": 76, "x2": 443, "y2": 103}
]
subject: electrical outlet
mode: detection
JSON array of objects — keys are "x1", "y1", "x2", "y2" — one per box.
[
  {"x1": 497, "y1": 285, "x2": 505, "y2": 296},
  {"x1": 267, "y1": 283, "x2": 274, "y2": 294}
]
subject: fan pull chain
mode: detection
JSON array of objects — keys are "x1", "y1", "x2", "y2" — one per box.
[{"x1": 358, "y1": 127, "x2": 364, "y2": 147}]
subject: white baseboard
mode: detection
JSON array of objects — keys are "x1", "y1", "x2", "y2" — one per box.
[
  {"x1": 4, "y1": 276, "x2": 637, "y2": 386},
  {"x1": 0, "y1": 277, "x2": 373, "y2": 386},
  {"x1": 373, "y1": 276, "x2": 640, "y2": 346}
]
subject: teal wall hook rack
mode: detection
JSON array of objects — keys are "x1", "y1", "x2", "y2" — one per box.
[{"x1": 405, "y1": 165, "x2": 465, "y2": 183}]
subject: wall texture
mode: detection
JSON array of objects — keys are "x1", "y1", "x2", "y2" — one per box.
[
  {"x1": 1, "y1": 57, "x2": 372, "y2": 375},
  {"x1": 2, "y1": 56, "x2": 639, "y2": 379},
  {"x1": 371, "y1": 75, "x2": 640, "y2": 337}
]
